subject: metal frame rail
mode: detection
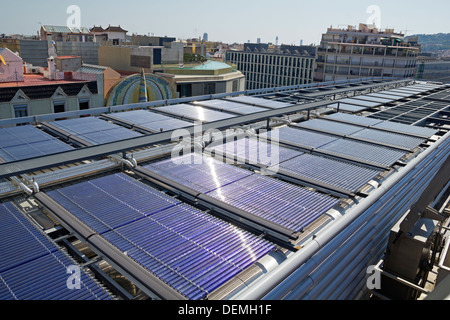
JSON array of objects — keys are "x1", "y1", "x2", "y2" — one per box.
[
  {"x1": 33, "y1": 192, "x2": 187, "y2": 300},
  {"x1": 133, "y1": 166, "x2": 298, "y2": 244},
  {"x1": 0, "y1": 79, "x2": 411, "y2": 180}
]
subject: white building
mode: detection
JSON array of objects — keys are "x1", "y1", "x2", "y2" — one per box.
[
  {"x1": 0, "y1": 48, "x2": 24, "y2": 83},
  {"x1": 90, "y1": 25, "x2": 128, "y2": 44},
  {"x1": 225, "y1": 43, "x2": 316, "y2": 90}
]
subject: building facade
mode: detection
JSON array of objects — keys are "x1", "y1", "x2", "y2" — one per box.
[
  {"x1": 90, "y1": 25, "x2": 128, "y2": 44},
  {"x1": 225, "y1": 43, "x2": 316, "y2": 90},
  {"x1": 40, "y1": 25, "x2": 93, "y2": 43},
  {"x1": 0, "y1": 48, "x2": 25, "y2": 83},
  {"x1": 105, "y1": 72, "x2": 177, "y2": 106},
  {"x1": 0, "y1": 78, "x2": 104, "y2": 120},
  {"x1": 156, "y1": 60, "x2": 245, "y2": 98},
  {"x1": 315, "y1": 23, "x2": 420, "y2": 82},
  {"x1": 98, "y1": 42, "x2": 184, "y2": 74},
  {"x1": 416, "y1": 60, "x2": 450, "y2": 82},
  {"x1": 0, "y1": 52, "x2": 104, "y2": 119}
]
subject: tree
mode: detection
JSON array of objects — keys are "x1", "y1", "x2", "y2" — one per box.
[{"x1": 184, "y1": 53, "x2": 207, "y2": 63}]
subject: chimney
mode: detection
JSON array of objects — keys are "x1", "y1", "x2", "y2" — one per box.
[{"x1": 47, "y1": 56, "x2": 56, "y2": 80}]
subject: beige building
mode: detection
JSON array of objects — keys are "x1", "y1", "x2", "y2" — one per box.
[
  {"x1": 0, "y1": 76, "x2": 104, "y2": 119},
  {"x1": 156, "y1": 61, "x2": 245, "y2": 97},
  {"x1": 315, "y1": 23, "x2": 420, "y2": 82},
  {"x1": 98, "y1": 42, "x2": 184, "y2": 74},
  {"x1": 0, "y1": 55, "x2": 104, "y2": 119},
  {"x1": 74, "y1": 64, "x2": 121, "y2": 99}
]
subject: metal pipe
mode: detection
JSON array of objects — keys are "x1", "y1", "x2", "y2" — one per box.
[
  {"x1": 231, "y1": 130, "x2": 450, "y2": 300},
  {"x1": 284, "y1": 150, "x2": 445, "y2": 300},
  {"x1": 9, "y1": 176, "x2": 34, "y2": 195},
  {"x1": 282, "y1": 140, "x2": 448, "y2": 300},
  {"x1": 318, "y1": 146, "x2": 448, "y2": 301},
  {"x1": 334, "y1": 245, "x2": 387, "y2": 300}
]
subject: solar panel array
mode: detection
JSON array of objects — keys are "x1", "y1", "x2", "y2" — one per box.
[
  {"x1": 324, "y1": 113, "x2": 383, "y2": 127},
  {"x1": 47, "y1": 117, "x2": 142, "y2": 145},
  {"x1": 155, "y1": 104, "x2": 236, "y2": 122},
  {"x1": 293, "y1": 119, "x2": 426, "y2": 151},
  {"x1": 204, "y1": 173, "x2": 339, "y2": 231},
  {"x1": 327, "y1": 102, "x2": 368, "y2": 113},
  {"x1": 351, "y1": 95, "x2": 395, "y2": 104},
  {"x1": 143, "y1": 154, "x2": 339, "y2": 233},
  {"x1": 206, "y1": 137, "x2": 303, "y2": 166},
  {"x1": 317, "y1": 139, "x2": 407, "y2": 168},
  {"x1": 46, "y1": 173, "x2": 274, "y2": 300},
  {"x1": 145, "y1": 153, "x2": 254, "y2": 194},
  {"x1": 423, "y1": 89, "x2": 450, "y2": 102},
  {"x1": 0, "y1": 202, "x2": 112, "y2": 300},
  {"x1": 262, "y1": 123, "x2": 408, "y2": 168},
  {"x1": 368, "y1": 98, "x2": 450, "y2": 125},
  {"x1": 277, "y1": 154, "x2": 381, "y2": 194},
  {"x1": 366, "y1": 93, "x2": 405, "y2": 101},
  {"x1": 194, "y1": 100, "x2": 269, "y2": 115},
  {"x1": 388, "y1": 89, "x2": 418, "y2": 97},
  {"x1": 294, "y1": 119, "x2": 364, "y2": 136},
  {"x1": 351, "y1": 129, "x2": 426, "y2": 151},
  {"x1": 260, "y1": 127, "x2": 339, "y2": 150},
  {"x1": 206, "y1": 137, "x2": 381, "y2": 195},
  {"x1": 105, "y1": 110, "x2": 193, "y2": 133},
  {"x1": 225, "y1": 96, "x2": 293, "y2": 109},
  {"x1": 0, "y1": 125, "x2": 73, "y2": 163},
  {"x1": 376, "y1": 90, "x2": 415, "y2": 98},
  {"x1": 324, "y1": 113, "x2": 438, "y2": 138},
  {"x1": 337, "y1": 98, "x2": 382, "y2": 108}
]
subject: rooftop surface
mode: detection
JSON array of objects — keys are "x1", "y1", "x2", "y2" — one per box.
[
  {"x1": 0, "y1": 78, "x2": 448, "y2": 301},
  {"x1": 0, "y1": 74, "x2": 89, "y2": 88}
]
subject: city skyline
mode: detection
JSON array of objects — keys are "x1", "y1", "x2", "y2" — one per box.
[{"x1": 1, "y1": 0, "x2": 449, "y2": 45}]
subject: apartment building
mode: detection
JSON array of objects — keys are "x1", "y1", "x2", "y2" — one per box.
[
  {"x1": 315, "y1": 23, "x2": 420, "y2": 82},
  {"x1": 225, "y1": 43, "x2": 316, "y2": 90}
]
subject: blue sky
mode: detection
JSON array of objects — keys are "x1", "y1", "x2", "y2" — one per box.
[{"x1": 1, "y1": 0, "x2": 448, "y2": 45}]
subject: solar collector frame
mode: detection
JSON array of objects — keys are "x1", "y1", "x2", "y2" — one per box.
[
  {"x1": 193, "y1": 100, "x2": 270, "y2": 115},
  {"x1": 45, "y1": 173, "x2": 275, "y2": 300},
  {"x1": 323, "y1": 113, "x2": 438, "y2": 139},
  {"x1": 225, "y1": 96, "x2": 294, "y2": 109},
  {"x1": 0, "y1": 125, "x2": 73, "y2": 163},
  {"x1": 102, "y1": 110, "x2": 193, "y2": 133},
  {"x1": 293, "y1": 119, "x2": 426, "y2": 151},
  {"x1": 154, "y1": 104, "x2": 237, "y2": 123},
  {"x1": 206, "y1": 137, "x2": 383, "y2": 196},
  {"x1": 140, "y1": 154, "x2": 340, "y2": 238},
  {"x1": 264, "y1": 125, "x2": 408, "y2": 169},
  {"x1": 43, "y1": 117, "x2": 142, "y2": 146},
  {"x1": 0, "y1": 201, "x2": 112, "y2": 300}
]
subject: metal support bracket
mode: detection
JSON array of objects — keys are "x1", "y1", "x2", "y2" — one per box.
[{"x1": 423, "y1": 206, "x2": 448, "y2": 222}]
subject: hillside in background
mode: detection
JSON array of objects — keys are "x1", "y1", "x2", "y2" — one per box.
[{"x1": 408, "y1": 33, "x2": 450, "y2": 53}]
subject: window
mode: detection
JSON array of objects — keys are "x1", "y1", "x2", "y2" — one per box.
[
  {"x1": 14, "y1": 105, "x2": 28, "y2": 118},
  {"x1": 232, "y1": 80, "x2": 239, "y2": 92},
  {"x1": 79, "y1": 98, "x2": 90, "y2": 110},
  {"x1": 204, "y1": 83, "x2": 215, "y2": 95},
  {"x1": 53, "y1": 100, "x2": 66, "y2": 113},
  {"x1": 177, "y1": 84, "x2": 192, "y2": 98}
]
